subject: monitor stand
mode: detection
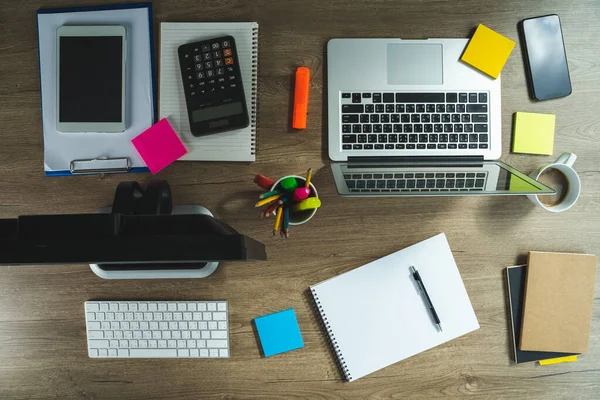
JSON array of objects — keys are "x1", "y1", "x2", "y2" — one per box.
[{"x1": 90, "y1": 205, "x2": 220, "y2": 279}]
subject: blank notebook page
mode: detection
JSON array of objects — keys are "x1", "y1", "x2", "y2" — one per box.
[
  {"x1": 160, "y1": 22, "x2": 257, "y2": 162},
  {"x1": 310, "y1": 233, "x2": 479, "y2": 381}
]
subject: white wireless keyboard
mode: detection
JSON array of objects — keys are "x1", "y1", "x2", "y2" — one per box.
[{"x1": 85, "y1": 301, "x2": 229, "y2": 358}]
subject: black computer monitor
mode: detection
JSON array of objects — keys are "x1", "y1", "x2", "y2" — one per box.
[
  {"x1": 0, "y1": 213, "x2": 266, "y2": 267},
  {"x1": 0, "y1": 181, "x2": 266, "y2": 269}
]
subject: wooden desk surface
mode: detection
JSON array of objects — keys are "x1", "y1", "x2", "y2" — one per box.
[{"x1": 1, "y1": 0, "x2": 599, "y2": 398}]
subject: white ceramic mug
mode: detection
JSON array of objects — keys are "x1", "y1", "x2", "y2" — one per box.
[{"x1": 527, "y1": 153, "x2": 581, "y2": 212}]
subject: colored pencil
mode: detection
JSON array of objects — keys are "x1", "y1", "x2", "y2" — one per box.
[
  {"x1": 263, "y1": 201, "x2": 280, "y2": 217},
  {"x1": 255, "y1": 193, "x2": 284, "y2": 207},
  {"x1": 259, "y1": 189, "x2": 280, "y2": 199},
  {"x1": 305, "y1": 168, "x2": 313, "y2": 188},
  {"x1": 283, "y1": 207, "x2": 290, "y2": 238},
  {"x1": 273, "y1": 207, "x2": 283, "y2": 236}
]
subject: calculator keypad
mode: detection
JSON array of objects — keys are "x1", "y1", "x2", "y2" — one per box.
[{"x1": 178, "y1": 36, "x2": 249, "y2": 137}]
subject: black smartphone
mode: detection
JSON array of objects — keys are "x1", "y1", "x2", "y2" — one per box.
[{"x1": 519, "y1": 15, "x2": 572, "y2": 101}]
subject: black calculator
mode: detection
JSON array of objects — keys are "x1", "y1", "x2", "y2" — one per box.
[{"x1": 177, "y1": 36, "x2": 249, "y2": 137}]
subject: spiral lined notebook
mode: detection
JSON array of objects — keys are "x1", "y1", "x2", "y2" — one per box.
[
  {"x1": 310, "y1": 234, "x2": 479, "y2": 382},
  {"x1": 159, "y1": 22, "x2": 258, "y2": 161}
]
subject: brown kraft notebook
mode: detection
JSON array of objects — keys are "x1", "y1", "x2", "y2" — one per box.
[{"x1": 520, "y1": 251, "x2": 598, "y2": 354}]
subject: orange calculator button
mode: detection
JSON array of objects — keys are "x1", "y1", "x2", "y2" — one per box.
[
  {"x1": 224, "y1": 57, "x2": 234, "y2": 65},
  {"x1": 223, "y1": 48, "x2": 232, "y2": 57}
]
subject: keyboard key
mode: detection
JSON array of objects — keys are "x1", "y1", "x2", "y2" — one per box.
[
  {"x1": 446, "y1": 93, "x2": 458, "y2": 103},
  {"x1": 462, "y1": 114, "x2": 470, "y2": 122},
  {"x1": 352, "y1": 124, "x2": 361, "y2": 133},
  {"x1": 421, "y1": 114, "x2": 430, "y2": 123},
  {"x1": 383, "y1": 124, "x2": 392, "y2": 133},
  {"x1": 406, "y1": 104, "x2": 415, "y2": 113},
  {"x1": 396, "y1": 104, "x2": 405, "y2": 113},
  {"x1": 388, "y1": 134, "x2": 398, "y2": 143},
  {"x1": 403, "y1": 125, "x2": 413, "y2": 133},
  {"x1": 365, "y1": 104, "x2": 374, "y2": 113},
  {"x1": 479, "y1": 143, "x2": 489, "y2": 149},
  {"x1": 427, "y1": 144, "x2": 436, "y2": 149},
  {"x1": 391, "y1": 114, "x2": 400, "y2": 123},
  {"x1": 434, "y1": 124, "x2": 443, "y2": 133},
  {"x1": 364, "y1": 144, "x2": 373, "y2": 150},
  {"x1": 467, "y1": 104, "x2": 487, "y2": 113},
  {"x1": 362, "y1": 93, "x2": 371, "y2": 98},
  {"x1": 457, "y1": 104, "x2": 466, "y2": 113},
  {"x1": 479, "y1": 93, "x2": 488, "y2": 103},
  {"x1": 469, "y1": 93, "x2": 478, "y2": 103},
  {"x1": 432, "y1": 114, "x2": 441, "y2": 123},
  {"x1": 475, "y1": 179, "x2": 485, "y2": 188},
  {"x1": 342, "y1": 104, "x2": 364, "y2": 113},
  {"x1": 385, "y1": 104, "x2": 394, "y2": 113},
  {"x1": 441, "y1": 114, "x2": 450, "y2": 123},
  {"x1": 381, "y1": 114, "x2": 390, "y2": 123},
  {"x1": 446, "y1": 104, "x2": 455, "y2": 113},
  {"x1": 464, "y1": 124, "x2": 473, "y2": 133},
  {"x1": 362, "y1": 125, "x2": 372, "y2": 133},
  {"x1": 342, "y1": 115, "x2": 358, "y2": 123},
  {"x1": 395, "y1": 93, "x2": 445, "y2": 103},
  {"x1": 479, "y1": 134, "x2": 489, "y2": 142},
  {"x1": 417, "y1": 144, "x2": 426, "y2": 149},
  {"x1": 459, "y1": 143, "x2": 468, "y2": 149},
  {"x1": 372, "y1": 93, "x2": 382, "y2": 103},
  {"x1": 342, "y1": 135, "x2": 356, "y2": 143},
  {"x1": 360, "y1": 114, "x2": 369, "y2": 123},
  {"x1": 399, "y1": 134, "x2": 408, "y2": 143},
  {"x1": 469, "y1": 144, "x2": 478, "y2": 149},
  {"x1": 352, "y1": 93, "x2": 361, "y2": 103},
  {"x1": 424, "y1": 124, "x2": 433, "y2": 133},
  {"x1": 401, "y1": 114, "x2": 410, "y2": 123},
  {"x1": 436, "y1": 104, "x2": 445, "y2": 113},
  {"x1": 454, "y1": 124, "x2": 463, "y2": 133},
  {"x1": 373, "y1": 125, "x2": 383, "y2": 133},
  {"x1": 374, "y1": 144, "x2": 384, "y2": 149},
  {"x1": 341, "y1": 93, "x2": 351, "y2": 98},
  {"x1": 414, "y1": 124, "x2": 423, "y2": 133},
  {"x1": 383, "y1": 93, "x2": 394, "y2": 103},
  {"x1": 444, "y1": 124, "x2": 453, "y2": 132},
  {"x1": 474, "y1": 124, "x2": 488, "y2": 132},
  {"x1": 452, "y1": 114, "x2": 460, "y2": 123},
  {"x1": 370, "y1": 114, "x2": 379, "y2": 123},
  {"x1": 439, "y1": 134, "x2": 448, "y2": 142},
  {"x1": 437, "y1": 144, "x2": 447, "y2": 149},
  {"x1": 386, "y1": 180, "x2": 396, "y2": 188},
  {"x1": 416, "y1": 104, "x2": 425, "y2": 113},
  {"x1": 472, "y1": 114, "x2": 488, "y2": 122},
  {"x1": 411, "y1": 114, "x2": 420, "y2": 123},
  {"x1": 420, "y1": 134, "x2": 429, "y2": 142},
  {"x1": 352, "y1": 144, "x2": 362, "y2": 150},
  {"x1": 358, "y1": 134, "x2": 367, "y2": 143}
]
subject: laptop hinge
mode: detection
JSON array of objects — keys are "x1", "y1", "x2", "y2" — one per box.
[{"x1": 347, "y1": 156, "x2": 485, "y2": 164}]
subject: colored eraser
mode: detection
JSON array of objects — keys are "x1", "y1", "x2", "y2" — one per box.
[
  {"x1": 254, "y1": 308, "x2": 304, "y2": 357},
  {"x1": 461, "y1": 24, "x2": 515, "y2": 79},
  {"x1": 290, "y1": 197, "x2": 321, "y2": 212},
  {"x1": 292, "y1": 187, "x2": 310, "y2": 202},
  {"x1": 131, "y1": 118, "x2": 187, "y2": 174},
  {"x1": 254, "y1": 174, "x2": 275, "y2": 190},
  {"x1": 280, "y1": 177, "x2": 299, "y2": 192}
]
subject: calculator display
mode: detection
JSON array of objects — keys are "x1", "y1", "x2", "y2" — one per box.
[{"x1": 59, "y1": 36, "x2": 123, "y2": 123}]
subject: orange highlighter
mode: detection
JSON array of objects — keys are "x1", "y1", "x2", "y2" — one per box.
[{"x1": 292, "y1": 67, "x2": 310, "y2": 129}]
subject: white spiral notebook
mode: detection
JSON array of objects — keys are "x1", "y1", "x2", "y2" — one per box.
[
  {"x1": 310, "y1": 233, "x2": 479, "y2": 382},
  {"x1": 160, "y1": 22, "x2": 258, "y2": 161}
]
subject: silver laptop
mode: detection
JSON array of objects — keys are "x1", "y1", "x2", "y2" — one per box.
[{"x1": 328, "y1": 38, "x2": 554, "y2": 196}]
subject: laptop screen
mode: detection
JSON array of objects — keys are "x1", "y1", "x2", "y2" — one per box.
[{"x1": 331, "y1": 161, "x2": 555, "y2": 196}]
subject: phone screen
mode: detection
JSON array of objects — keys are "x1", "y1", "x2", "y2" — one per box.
[
  {"x1": 59, "y1": 36, "x2": 123, "y2": 122},
  {"x1": 522, "y1": 15, "x2": 571, "y2": 100}
]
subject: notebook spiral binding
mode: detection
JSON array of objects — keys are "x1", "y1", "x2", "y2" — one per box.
[
  {"x1": 310, "y1": 287, "x2": 353, "y2": 381},
  {"x1": 250, "y1": 25, "x2": 259, "y2": 156}
]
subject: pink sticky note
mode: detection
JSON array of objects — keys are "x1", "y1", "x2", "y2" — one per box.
[{"x1": 132, "y1": 118, "x2": 187, "y2": 174}]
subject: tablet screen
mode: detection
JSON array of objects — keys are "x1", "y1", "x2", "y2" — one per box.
[{"x1": 59, "y1": 36, "x2": 123, "y2": 123}]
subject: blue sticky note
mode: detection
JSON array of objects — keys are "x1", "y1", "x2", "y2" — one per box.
[{"x1": 254, "y1": 308, "x2": 304, "y2": 357}]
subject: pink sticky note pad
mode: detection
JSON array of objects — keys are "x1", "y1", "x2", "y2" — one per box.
[{"x1": 132, "y1": 118, "x2": 187, "y2": 174}]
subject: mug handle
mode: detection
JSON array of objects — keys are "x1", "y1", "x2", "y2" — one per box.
[{"x1": 555, "y1": 153, "x2": 577, "y2": 167}]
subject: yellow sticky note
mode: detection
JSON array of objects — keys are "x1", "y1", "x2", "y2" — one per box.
[
  {"x1": 461, "y1": 24, "x2": 516, "y2": 79},
  {"x1": 539, "y1": 355, "x2": 578, "y2": 365},
  {"x1": 512, "y1": 112, "x2": 556, "y2": 155}
]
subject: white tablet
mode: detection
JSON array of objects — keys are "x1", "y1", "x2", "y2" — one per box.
[{"x1": 56, "y1": 25, "x2": 127, "y2": 133}]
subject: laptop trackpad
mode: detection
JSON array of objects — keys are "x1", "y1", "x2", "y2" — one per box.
[{"x1": 387, "y1": 44, "x2": 443, "y2": 85}]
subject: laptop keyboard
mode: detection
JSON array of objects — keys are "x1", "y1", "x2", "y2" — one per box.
[
  {"x1": 340, "y1": 92, "x2": 489, "y2": 151},
  {"x1": 343, "y1": 172, "x2": 488, "y2": 193}
]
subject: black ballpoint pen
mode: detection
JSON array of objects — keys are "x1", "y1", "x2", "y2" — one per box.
[{"x1": 410, "y1": 266, "x2": 442, "y2": 332}]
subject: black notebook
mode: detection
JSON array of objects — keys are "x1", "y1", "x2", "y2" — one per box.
[{"x1": 506, "y1": 265, "x2": 577, "y2": 363}]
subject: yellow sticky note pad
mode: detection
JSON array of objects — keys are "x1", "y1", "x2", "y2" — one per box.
[
  {"x1": 461, "y1": 24, "x2": 515, "y2": 79},
  {"x1": 539, "y1": 355, "x2": 578, "y2": 365},
  {"x1": 512, "y1": 112, "x2": 556, "y2": 155}
]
